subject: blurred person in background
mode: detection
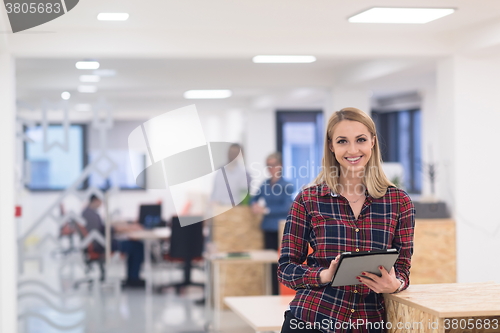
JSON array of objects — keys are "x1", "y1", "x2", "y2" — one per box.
[
  {"x1": 252, "y1": 152, "x2": 294, "y2": 295},
  {"x1": 82, "y1": 194, "x2": 145, "y2": 287},
  {"x1": 211, "y1": 143, "x2": 251, "y2": 206}
]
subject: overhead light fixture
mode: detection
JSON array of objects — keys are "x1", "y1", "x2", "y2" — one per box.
[
  {"x1": 78, "y1": 85, "x2": 98, "y2": 93},
  {"x1": 79, "y1": 75, "x2": 100, "y2": 83},
  {"x1": 93, "y1": 69, "x2": 116, "y2": 77},
  {"x1": 348, "y1": 7, "x2": 455, "y2": 24},
  {"x1": 97, "y1": 13, "x2": 129, "y2": 21},
  {"x1": 75, "y1": 104, "x2": 92, "y2": 112},
  {"x1": 183, "y1": 90, "x2": 232, "y2": 99},
  {"x1": 252, "y1": 55, "x2": 316, "y2": 63},
  {"x1": 61, "y1": 91, "x2": 71, "y2": 100},
  {"x1": 76, "y1": 61, "x2": 100, "y2": 70}
]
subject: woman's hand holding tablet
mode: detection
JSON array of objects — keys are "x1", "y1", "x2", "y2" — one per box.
[
  {"x1": 357, "y1": 266, "x2": 402, "y2": 294},
  {"x1": 319, "y1": 255, "x2": 341, "y2": 284},
  {"x1": 330, "y1": 249, "x2": 399, "y2": 288}
]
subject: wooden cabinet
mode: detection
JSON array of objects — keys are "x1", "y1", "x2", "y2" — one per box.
[
  {"x1": 411, "y1": 218, "x2": 456, "y2": 284},
  {"x1": 210, "y1": 206, "x2": 267, "y2": 310}
]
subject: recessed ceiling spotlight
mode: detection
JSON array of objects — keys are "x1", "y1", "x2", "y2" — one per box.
[
  {"x1": 348, "y1": 7, "x2": 455, "y2": 24},
  {"x1": 93, "y1": 69, "x2": 116, "y2": 77},
  {"x1": 79, "y1": 75, "x2": 100, "y2": 83},
  {"x1": 78, "y1": 85, "x2": 98, "y2": 93},
  {"x1": 183, "y1": 90, "x2": 232, "y2": 99},
  {"x1": 75, "y1": 104, "x2": 92, "y2": 112},
  {"x1": 97, "y1": 13, "x2": 129, "y2": 21},
  {"x1": 61, "y1": 91, "x2": 71, "y2": 100},
  {"x1": 76, "y1": 60, "x2": 100, "y2": 70},
  {"x1": 252, "y1": 55, "x2": 316, "y2": 63}
]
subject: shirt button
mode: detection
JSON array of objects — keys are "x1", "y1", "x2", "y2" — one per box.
[
  {"x1": 355, "y1": 248, "x2": 360, "y2": 252},
  {"x1": 355, "y1": 228, "x2": 359, "y2": 232},
  {"x1": 351, "y1": 309, "x2": 355, "y2": 313},
  {"x1": 354, "y1": 290, "x2": 358, "y2": 293}
]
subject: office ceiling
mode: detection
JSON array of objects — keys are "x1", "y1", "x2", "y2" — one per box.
[{"x1": 6, "y1": 0, "x2": 500, "y2": 118}]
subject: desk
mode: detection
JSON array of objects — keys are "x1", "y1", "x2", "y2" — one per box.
[
  {"x1": 385, "y1": 282, "x2": 500, "y2": 333},
  {"x1": 125, "y1": 227, "x2": 171, "y2": 294},
  {"x1": 206, "y1": 250, "x2": 278, "y2": 331},
  {"x1": 224, "y1": 295, "x2": 293, "y2": 332}
]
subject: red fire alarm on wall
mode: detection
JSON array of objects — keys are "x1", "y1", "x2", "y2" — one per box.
[{"x1": 15, "y1": 206, "x2": 22, "y2": 217}]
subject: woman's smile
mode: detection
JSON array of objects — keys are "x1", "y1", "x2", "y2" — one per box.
[{"x1": 345, "y1": 156, "x2": 362, "y2": 164}]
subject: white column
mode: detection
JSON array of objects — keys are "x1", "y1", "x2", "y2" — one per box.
[
  {"x1": 436, "y1": 55, "x2": 500, "y2": 283},
  {"x1": 0, "y1": 53, "x2": 17, "y2": 332},
  {"x1": 419, "y1": 84, "x2": 439, "y2": 199},
  {"x1": 325, "y1": 87, "x2": 372, "y2": 120},
  {"x1": 245, "y1": 107, "x2": 275, "y2": 193}
]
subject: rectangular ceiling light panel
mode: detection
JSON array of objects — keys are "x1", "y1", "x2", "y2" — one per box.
[
  {"x1": 79, "y1": 75, "x2": 100, "y2": 82},
  {"x1": 78, "y1": 85, "x2": 98, "y2": 93},
  {"x1": 183, "y1": 90, "x2": 232, "y2": 99},
  {"x1": 76, "y1": 61, "x2": 100, "y2": 70},
  {"x1": 252, "y1": 55, "x2": 316, "y2": 63},
  {"x1": 348, "y1": 7, "x2": 455, "y2": 24},
  {"x1": 97, "y1": 13, "x2": 130, "y2": 21}
]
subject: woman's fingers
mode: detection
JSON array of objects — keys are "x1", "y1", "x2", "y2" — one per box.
[
  {"x1": 358, "y1": 276, "x2": 378, "y2": 292},
  {"x1": 357, "y1": 266, "x2": 399, "y2": 293},
  {"x1": 359, "y1": 270, "x2": 380, "y2": 281}
]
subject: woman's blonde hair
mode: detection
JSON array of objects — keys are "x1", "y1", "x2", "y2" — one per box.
[{"x1": 314, "y1": 107, "x2": 394, "y2": 198}]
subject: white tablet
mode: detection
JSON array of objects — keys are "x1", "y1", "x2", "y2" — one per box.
[{"x1": 330, "y1": 249, "x2": 399, "y2": 287}]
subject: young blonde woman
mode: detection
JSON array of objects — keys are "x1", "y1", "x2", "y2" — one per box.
[{"x1": 278, "y1": 108, "x2": 415, "y2": 333}]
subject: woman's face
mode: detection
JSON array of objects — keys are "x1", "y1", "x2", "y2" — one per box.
[{"x1": 329, "y1": 120, "x2": 375, "y2": 175}]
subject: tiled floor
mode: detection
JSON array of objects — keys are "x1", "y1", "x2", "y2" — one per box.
[{"x1": 17, "y1": 249, "x2": 257, "y2": 333}]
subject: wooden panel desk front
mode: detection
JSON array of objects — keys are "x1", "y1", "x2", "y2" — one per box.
[
  {"x1": 385, "y1": 282, "x2": 500, "y2": 333},
  {"x1": 211, "y1": 205, "x2": 263, "y2": 252},
  {"x1": 224, "y1": 295, "x2": 294, "y2": 333},
  {"x1": 411, "y1": 218, "x2": 456, "y2": 284},
  {"x1": 206, "y1": 250, "x2": 278, "y2": 330},
  {"x1": 209, "y1": 250, "x2": 278, "y2": 307}
]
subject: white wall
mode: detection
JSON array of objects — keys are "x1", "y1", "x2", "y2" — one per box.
[
  {"x1": 331, "y1": 87, "x2": 372, "y2": 117},
  {"x1": 0, "y1": 53, "x2": 17, "y2": 333},
  {"x1": 436, "y1": 55, "x2": 500, "y2": 283},
  {"x1": 419, "y1": 84, "x2": 438, "y2": 199},
  {"x1": 245, "y1": 107, "x2": 276, "y2": 194}
]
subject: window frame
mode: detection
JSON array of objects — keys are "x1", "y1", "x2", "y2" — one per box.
[
  {"x1": 276, "y1": 110, "x2": 324, "y2": 195},
  {"x1": 23, "y1": 123, "x2": 88, "y2": 192},
  {"x1": 372, "y1": 108, "x2": 422, "y2": 194}
]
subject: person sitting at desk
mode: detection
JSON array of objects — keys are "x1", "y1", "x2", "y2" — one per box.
[{"x1": 82, "y1": 194, "x2": 145, "y2": 287}]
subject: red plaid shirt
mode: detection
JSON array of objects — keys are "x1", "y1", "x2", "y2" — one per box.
[{"x1": 278, "y1": 183, "x2": 415, "y2": 333}]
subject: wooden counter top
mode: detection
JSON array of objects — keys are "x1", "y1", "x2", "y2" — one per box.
[
  {"x1": 224, "y1": 295, "x2": 294, "y2": 332},
  {"x1": 385, "y1": 282, "x2": 500, "y2": 317}
]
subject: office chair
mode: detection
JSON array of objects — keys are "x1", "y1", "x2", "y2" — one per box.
[
  {"x1": 73, "y1": 222, "x2": 106, "y2": 289},
  {"x1": 55, "y1": 204, "x2": 81, "y2": 257},
  {"x1": 156, "y1": 216, "x2": 204, "y2": 294}
]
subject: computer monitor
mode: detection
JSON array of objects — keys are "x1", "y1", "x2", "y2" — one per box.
[{"x1": 138, "y1": 204, "x2": 162, "y2": 229}]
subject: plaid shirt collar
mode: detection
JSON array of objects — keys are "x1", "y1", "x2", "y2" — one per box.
[{"x1": 318, "y1": 182, "x2": 372, "y2": 203}]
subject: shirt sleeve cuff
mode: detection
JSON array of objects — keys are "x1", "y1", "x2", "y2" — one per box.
[
  {"x1": 394, "y1": 273, "x2": 407, "y2": 291},
  {"x1": 306, "y1": 267, "x2": 327, "y2": 288}
]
